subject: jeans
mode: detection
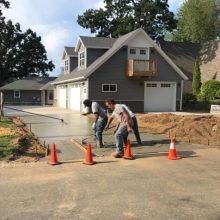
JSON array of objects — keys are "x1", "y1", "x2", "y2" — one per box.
[
  {"x1": 95, "y1": 117, "x2": 108, "y2": 141},
  {"x1": 115, "y1": 123, "x2": 128, "y2": 153},
  {"x1": 132, "y1": 116, "x2": 142, "y2": 144}
]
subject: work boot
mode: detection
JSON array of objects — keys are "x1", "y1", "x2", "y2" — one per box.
[{"x1": 96, "y1": 138, "x2": 104, "y2": 148}]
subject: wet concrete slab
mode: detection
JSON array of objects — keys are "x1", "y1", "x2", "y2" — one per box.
[{"x1": 3, "y1": 106, "x2": 209, "y2": 161}]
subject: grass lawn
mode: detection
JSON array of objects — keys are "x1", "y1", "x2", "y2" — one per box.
[{"x1": 0, "y1": 117, "x2": 20, "y2": 160}]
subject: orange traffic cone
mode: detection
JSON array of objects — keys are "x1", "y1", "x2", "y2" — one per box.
[
  {"x1": 167, "y1": 138, "x2": 180, "y2": 160},
  {"x1": 123, "y1": 139, "x2": 135, "y2": 160},
  {"x1": 83, "y1": 143, "x2": 96, "y2": 165},
  {"x1": 48, "y1": 143, "x2": 60, "y2": 165}
]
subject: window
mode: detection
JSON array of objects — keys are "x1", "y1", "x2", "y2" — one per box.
[
  {"x1": 140, "y1": 49, "x2": 146, "y2": 55},
  {"x1": 129, "y1": 49, "x2": 136, "y2": 54},
  {"x1": 64, "y1": 60, "x2": 69, "y2": 71},
  {"x1": 102, "y1": 84, "x2": 117, "y2": 92},
  {"x1": 161, "y1": 83, "x2": 171, "y2": 88},
  {"x1": 14, "y1": 90, "x2": 20, "y2": 98},
  {"x1": 146, "y1": 83, "x2": 157, "y2": 87},
  {"x1": 49, "y1": 91, "x2": 53, "y2": 100},
  {"x1": 79, "y1": 52, "x2": 85, "y2": 66}
]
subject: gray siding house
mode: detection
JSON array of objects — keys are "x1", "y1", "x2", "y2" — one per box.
[
  {"x1": 0, "y1": 77, "x2": 56, "y2": 105},
  {"x1": 52, "y1": 28, "x2": 189, "y2": 112}
]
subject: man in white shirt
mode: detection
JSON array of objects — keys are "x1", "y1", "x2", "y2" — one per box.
[
  {"x1": 83, "y1": 99, "x2": 108, "y2": 148},
  {"x1": 106, "y1": 104, "x2": 142, "y2": 145},
  {"x1": 105, "y1": 99, "x2": 133, "y2": 158}
]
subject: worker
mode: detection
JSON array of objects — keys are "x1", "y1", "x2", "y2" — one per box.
[
  {"x1": 106, "y1": 103, "x2": 142, "y2": 145},
  {"x1": 105, "y1": 99, "x2": 133, "y2": 158},
  {"x1": 83, "y1": 99, "x2": 108, "y2": 148}
]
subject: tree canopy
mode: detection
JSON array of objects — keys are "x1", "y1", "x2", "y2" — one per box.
[
  {"x1": 173, "y1": 0, "x2": 220, "y2": 43},
  {"x1": 0, "y1": 0, "x2": 55, "y2": 86},
  {"x1": 77, "y1": 0, "x2": 177, "y2": 40}
]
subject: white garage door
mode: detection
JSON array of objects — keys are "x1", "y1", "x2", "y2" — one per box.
[
  {"x1": 144, "y1": 82, "x2": 176, "y2": 112},
  {"x1": 57, "y1": 86, "x2": 67, "y2": 108},
  {"x1": 69, "y1": 84, "x2": 81, "y2": 111}
]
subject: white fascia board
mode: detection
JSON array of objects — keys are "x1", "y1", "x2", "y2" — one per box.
[
  {"x1": 139, "y1": 29, "x2": 189, "y2": 81},
  {"x1": 51, "y1": 77, "x2": 85, "y2": 85},
  {"x1": 75, "y1": 37, "x2": 85, "y2": 52}
]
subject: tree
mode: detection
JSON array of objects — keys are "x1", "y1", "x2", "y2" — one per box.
[
  {"x1": 173, "y1": 0, "x2": 219, "y2": 43},
  {"x1": 0, "y1": 0, "x2": 55, "y2": 86},
  {"x1": 192, "y1": 58, "x2": 201, "y2": 95},
  {"x1": 77, "y1": 0, "x2": 177, "y2": 40}
]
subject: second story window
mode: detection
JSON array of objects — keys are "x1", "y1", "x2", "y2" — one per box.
[
  {"x1": 129, "y1": 49, "x2": 136, "y2": 54},
  {"x1": 64, "y1": 60, "x2": 69, "y2": 72},
  {"x1": 80, "y1": 52, "x2": 85, "y2": 66}
]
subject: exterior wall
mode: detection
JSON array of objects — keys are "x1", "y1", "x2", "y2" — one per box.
[
  {"x1": 2, "y1": 90, "x2": 41, "y2": 105},
  {"x1": 149, "y1": 48, "x2": 183, "y2": 107},
  {"x1": 87, "y1": 48, "x2": 108, "y2": 67},
  {"x1": 70, "y1": 57, "x2": 78, "y2": 72},
  {"x1": 88, "y1": 46, "x2": 183, "y2": 112}
]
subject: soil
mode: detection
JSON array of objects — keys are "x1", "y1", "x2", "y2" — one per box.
[
  {"x1": 136, "y1": 113, "x2": 220, "y2": 146},
  {"x1": 2, "y1": 117, "x2": 46, "y2": 162}
]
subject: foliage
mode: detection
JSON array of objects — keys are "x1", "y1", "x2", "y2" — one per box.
[
  {"x1": 77, "y1": 0, "x2": 177, "y2": 40},
  {"x1": 182, "y1": 93, "x2": 197, "y2": 102},
  {"x1": 200, "y1": 80, "x2": 220, "y2": 100},
  {"x1": 192, "y1": 58, "x2": 201, "y2": 95},
  {"x1": 173, "y1": 0, "x2": 219, "y2": 43},
  {"x1": 0, "y1": 117, "x2": 17, "y2": 159},
  {"x1": 0, "y1": 1, "x2": 55, "y2": 86}
]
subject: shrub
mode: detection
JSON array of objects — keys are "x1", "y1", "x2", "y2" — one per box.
[
  {"x1": 183, "y1": 93, "x2": 196, "y2": 102},
  {"x1": 200, "y1": 80, "x2": 220, "y2": 100}
]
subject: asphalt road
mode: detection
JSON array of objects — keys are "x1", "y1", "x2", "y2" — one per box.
[{"x1": 0, "y1": 147, "x2": 220, "y2": 220}]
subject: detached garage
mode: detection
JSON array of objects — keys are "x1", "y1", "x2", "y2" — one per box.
[{"x1": 144, "y1": 82, "x2": 176, "y2": 112}]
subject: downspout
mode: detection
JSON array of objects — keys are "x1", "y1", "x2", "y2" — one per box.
[{"x1": 180, "y1": 80, "x2": 183, "y2": 111}]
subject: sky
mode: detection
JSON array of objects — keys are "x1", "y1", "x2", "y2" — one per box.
[{"x1": 2, "y1": 0, "x2": 184, "y2": 77}]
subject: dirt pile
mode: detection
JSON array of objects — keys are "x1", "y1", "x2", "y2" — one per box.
[
  {"x1": 9, "y1": 117, "x2": 46, "y2": 162},
  {"x1": 137, "y1": 113, "x2": 220, "y2": 146}
]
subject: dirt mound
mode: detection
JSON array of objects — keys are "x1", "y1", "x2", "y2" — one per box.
[
  {"x1": 137, "y1": 113, "x2": 220, "y2": 146},
  {"x1": 7, "y1": 117, "x2": 46, "y2": 162}
]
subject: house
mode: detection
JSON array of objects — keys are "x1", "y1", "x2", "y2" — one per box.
[
  {"x1": 52, "y1": 28, "x2": 189, "y2": 112},
  {"x1": 159, "y1": 40, "x2": 220, "y2": 94},
  {"x1": 0, "y1": 77, "x2": 56, "y2": 105}
]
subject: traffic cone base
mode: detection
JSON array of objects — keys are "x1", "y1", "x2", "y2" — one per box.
[
  {"x1": 123, "y1": 139, "x2": 135, "y2": 160},
  {"x1": 48, "y1": 143, "x2": 60, "y2": 165},
  {"x1": 83, "y1": 143, "x2": 96, "y2": 165},
  {"x1": 167, "y1": 138, "x2": 181, "y2": 160}
]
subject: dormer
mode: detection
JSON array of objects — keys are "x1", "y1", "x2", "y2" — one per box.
[
  {"x1": 126, "y1": 30, "x2": 157, "y2": 77},
  {"x1": 75, "y1": 36, "x2": 117, "y2": 70},
  {"x1": 62, "y1": 47, "x2": 78, "y2": 74}
]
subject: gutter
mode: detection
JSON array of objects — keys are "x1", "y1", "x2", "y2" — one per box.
[{"x1": 51, "y1": 76, "x2": 85, "y2": 85}]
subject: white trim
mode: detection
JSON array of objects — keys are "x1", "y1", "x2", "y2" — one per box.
[
  {"x1": 180, "y1": 80, "x2": 183, "y2": 111},
  {"x1": 102, "y1": 84, "x2": 117, "y2": 92},
  {"x1": 51, "y1": 76, "x2": 85, "y2": 85},
  {"x1": 14, "y1": 90, "x2": 20, "y2": 98}
]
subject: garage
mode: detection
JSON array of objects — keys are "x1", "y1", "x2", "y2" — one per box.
[
  {"x1": 57, "y1": 86, "x2": 67, "y2": 108},
  {"x1": 144, "y1": 82, "x2": 176, "y2": 112},
  {"x1": 69, "y1": 84, "x2": 81, "y2": 111}
]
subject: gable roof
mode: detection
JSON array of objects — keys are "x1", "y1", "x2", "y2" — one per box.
[
  {"x1": 75, "y1": 36, "x2": 117, "y2": 51},
  {"x1": 0, "y1": 77, "x2": 56, "y2": 90},
  {"x1": 159, "y1": 41, "x2": 201, "y2": 81},
  {"x1": 53, "y1": 28, "x2": 189, "y2": 85},
  {"x1": 62, "y1": 47, "x2": 77, "y2": 59}
]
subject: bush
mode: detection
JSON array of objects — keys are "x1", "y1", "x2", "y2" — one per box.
[
  {"x1": 200, "y1": 80, "x2": 220, "y2": 100},
  {"x1": 215, "y1": 89, "x2": 220, "y2": 98},
  {"x1": 183, "y1": 93, "x2": 196, "y2": 102}
]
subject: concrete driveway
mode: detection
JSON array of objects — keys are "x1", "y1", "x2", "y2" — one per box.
[{"x1": 4, "y1": 105, "x2": 94, "y2": 161}]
